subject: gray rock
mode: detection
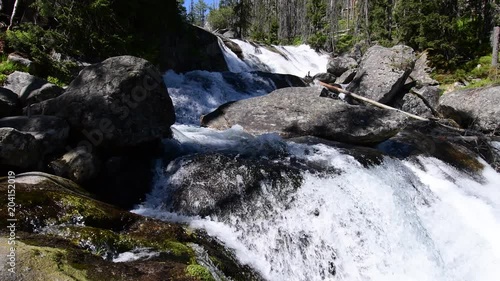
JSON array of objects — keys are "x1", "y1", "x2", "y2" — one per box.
[
  {"x1": 438, "y1": 85, "x2": 500, "y2": 134},
  {"x1": 347, "y1": 40, "x2": 369, "y2": 63},
  {"x1": 160, "y1": 25, "x2": 229, "y2": 73},
  {"x1": 347, "y1": 45, "x2": 416, "y2": 104},
  {"x1": 0, "y1": 115, "x2": 69, "y2": 154},
  {"x1": 336, "y1": 69, "x2": 357, "y2": 84},
  {"x1": 201, "y1": 87, "x2": 407, "y2": 144},
  {"x1": 7, "y1": 53, "x2": 35, "y2": 72},
  {"x1": 0, "y1": 128, "x2": 41, "y2": 168},
  {"x1": 0, "y1": 87, "x2": 19, "y2": 117},
  {"x1": 313, "y1": 72, "x2": 337, "y2": 84},
  {"x1": 222, "y1": 37, "x2": 244, "y2": 59},
  {"x1": 327, "y1": 56, "x2": 358, "y2": 76},
  {"x1": 400, "y1": 86, "x2": 442, "y2": 118},
  {"x1": 163, "y1": 153, "x2": 303, "y2": 216},
  {"x1": 3, "y1": 71, "x2": 63, "y2": 106},
  {"x1": 23, "y1": 83, "x2": 64, "y2": 105},
  {"x1": 222, "y1": 29, "x2": 237, "y2": 38},
  {"x1": 29, "y1": 56, "x2": 176, "y2": 148},
  {"x1": 50, "y1": 147, "x2": 100, "y2": 183},
  {"x1": 407, "y1": 51, "x2": 438, "y2": 86}
]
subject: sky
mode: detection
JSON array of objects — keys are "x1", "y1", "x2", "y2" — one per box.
[{"x1": 183, "y1": 0, "x2": 218, "y2": 12}]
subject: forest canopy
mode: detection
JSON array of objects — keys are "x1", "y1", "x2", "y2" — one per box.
[
  {"x1": 197, "y1": 0, "x2": 500, "y2": 71},
  {"x1": 0, "y1": 0, "x2": 186, "y2": 81}
]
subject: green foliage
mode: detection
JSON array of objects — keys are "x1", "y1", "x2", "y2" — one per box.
[
  {"x1": 207, "y1": 6, "x2": 234, "y2": 30},
  {"x1": 0, "y1": 55, "x2": 29, "y2": 84},
  {"x1": 433, "y1": 55, "x2": 500, "y2": 88},
  {"x1": 185, "y1": 264, "x2": 215, "y2": 281},
  {"x1": 292, "y1": 37, "x2": 303, "y2": 46},
  {"x1": 4, "y1": 0, "x2": 185, "y2": 83},
  {"x1": 308, "y1": 32, "x2": 327, "y2": 50},
  {"x1": 335, "y1": 34, "x2": 354, "y2": 54},
  {"x1": 47, "y1": 76, "x2": 65, "y2": 87}
]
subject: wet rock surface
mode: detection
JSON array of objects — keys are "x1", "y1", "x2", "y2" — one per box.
[
  {"x1": 0, "y1": 172, "x2": 264, "y2": 281},
  {"x1": 202, "y1": 87, "x2": 407, "y2": 145}
]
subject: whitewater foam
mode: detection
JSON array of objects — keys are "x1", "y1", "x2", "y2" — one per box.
[{"x1": 135, "y1": 126, "x2": 500, "y2": 281}]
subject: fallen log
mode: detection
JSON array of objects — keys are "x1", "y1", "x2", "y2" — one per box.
[
  {"x1": 318, "y1": 81, "x2": 475, "y2": 135},
  {"x1": 319, "y1": 81, "x2": 429, "y2": 121}
]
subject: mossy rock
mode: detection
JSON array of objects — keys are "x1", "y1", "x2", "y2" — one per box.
[
  {"x1": 0, "y1": 234, "x2": 200, "y2": 281},
  {"x1": 0, "y1": 172, "x2": 264, "y2": 281}
]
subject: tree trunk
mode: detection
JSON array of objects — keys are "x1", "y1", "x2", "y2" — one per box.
[
  {"x1": 493, "y1": 26, "x2": 500, "y2": 67},
  {"x1": 8, "y1": 0, "x2": 19, "y2": 30}
]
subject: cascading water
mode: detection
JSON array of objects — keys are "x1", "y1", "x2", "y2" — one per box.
[
  {"x1": 220, "y1": 38, "x2": 329, "y2": 76},
  {"x1": 139, "y1": 38, "x2": 500, "y2": 281},
  {"x1": 135, "y1": 128, "x2": 500, "y2": 281}
]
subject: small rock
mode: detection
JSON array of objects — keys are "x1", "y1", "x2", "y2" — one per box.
[
  {"x1": 3, "y1": 71, "x2": 63, "y2": 106},
  {"x1": 406, "y1": 51, "x2": 438, "y2": 86},
  {"x1": 313, "y1": 73, "x2": 337, "y2": 84},
  {"x1": 7, "y1": 53, "x2": 35, "y2": 72},
  {"x1": 336, "y1": 69, "x2": 357, "y2": 84},
  {"x1": 400, "y1": 86, "x2": 442, "y2": 118},
  {"x1": 0, "y1": 87, "x2": 20, "y2": 117},
  {"x1": 327, "y1": 56, "x2": 358, "y2": 76},
  {"x1": 0, "y1": 127, "x2": 41, "y2": 169},
  {"x1": 50, "y1": 147, "x2": 100, "y2": 183},
  {"x1": 0, "y1": 115, "x2": 69, "y2": 155}
]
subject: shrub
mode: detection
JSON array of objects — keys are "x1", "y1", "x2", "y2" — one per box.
[{"x1": 207, "y1": 7, "x2": 234, "y2": 30}]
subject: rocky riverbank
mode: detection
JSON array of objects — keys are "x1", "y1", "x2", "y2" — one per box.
[{"x1": 1, "y1": 36, "x2": 499, "y2": 280}]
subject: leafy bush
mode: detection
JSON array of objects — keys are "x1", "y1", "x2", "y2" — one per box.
[
  {"x1": 207, "y1": 7, "x2": 234, "y2": 30},
  {"x1": 4, "y1": 0, "x2": 185, "y2": 83},
  {"x1": 335, "y1": 34, "x2": 354, "y2": 54},
  {"x1": 308, "y1": 32, "x2": 327, "y2": 51},
  {"x1": 0, "y1": 55, "x2": 29, "y2": 84}
]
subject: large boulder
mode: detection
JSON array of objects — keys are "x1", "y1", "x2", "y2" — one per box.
[
  {"x1": 400, "y1": 86, "x2": 442, "y2": 118},
  {"x1": 160, "y1": 25, "x2": 229, "y2": 73},
  {"x1": 326, "y1": 56, "x2": 358, "y2": 76},
  {"x1": 201, "y1": 87, "x2": 407, "y2": 144},
  {"x1": 0, "y1": 128, "x2": 41, "y2": 169},
  {"x1": 0, "y1": 87, "x2": 19, "y2": 117},
  {"x1": 163, "y1": 153, "x2": 303, "y2": 216},
  {"x1": 29, "y1": 56, "x2": 176, "y2": 148},
  {"x1": 0, "y1": 115, "x2": 69, "y2": 155},
  {"x1": 0, "y1": 172, "x2": 263, "y2": 281},
  {"x1": 347, "y1": 45, "x2": 416, "y2": 104},
  {"x1": 3, "y1": 71, "x2": 64, "y2": 106},
  {"x1": 438, "y1": 85, "x2": 500, "y2": 134}
]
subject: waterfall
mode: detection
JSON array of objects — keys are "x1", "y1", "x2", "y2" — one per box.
[
  {"x1": 152, "y1": 38, "x2": 500, "y2": 281},
  {"x1": 135, "y1": 127, "x2": 500, "y2": 281},
  {"x1": 219, "y1": 38, "x2": 329, "y2": 76}
]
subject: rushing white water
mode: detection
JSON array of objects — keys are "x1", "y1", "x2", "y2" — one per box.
[
  {"x1": 150, "y1": 38, "x2": 500, "y2": 281},
  {"x1": 163, "y1": 70, "x2": 279, "y2": 124},
  {"x1": 135, "y1": 126, "x2": 500, "y2": 281},
  {"x1": 222, "y1": 39, "x2": 329, "y2": 76}
]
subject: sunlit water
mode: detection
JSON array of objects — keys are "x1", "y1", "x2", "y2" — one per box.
[{"x1": 145, "y1": 38, "x2": 500, "y2": 281}]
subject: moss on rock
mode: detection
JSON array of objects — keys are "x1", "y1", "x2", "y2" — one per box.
[
  {"x1": 0, "y1": 172, "x2": 263, "y2": 281},
  {"x1": 185, "y1": 264, "x2": 216, "y2": 281}
]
